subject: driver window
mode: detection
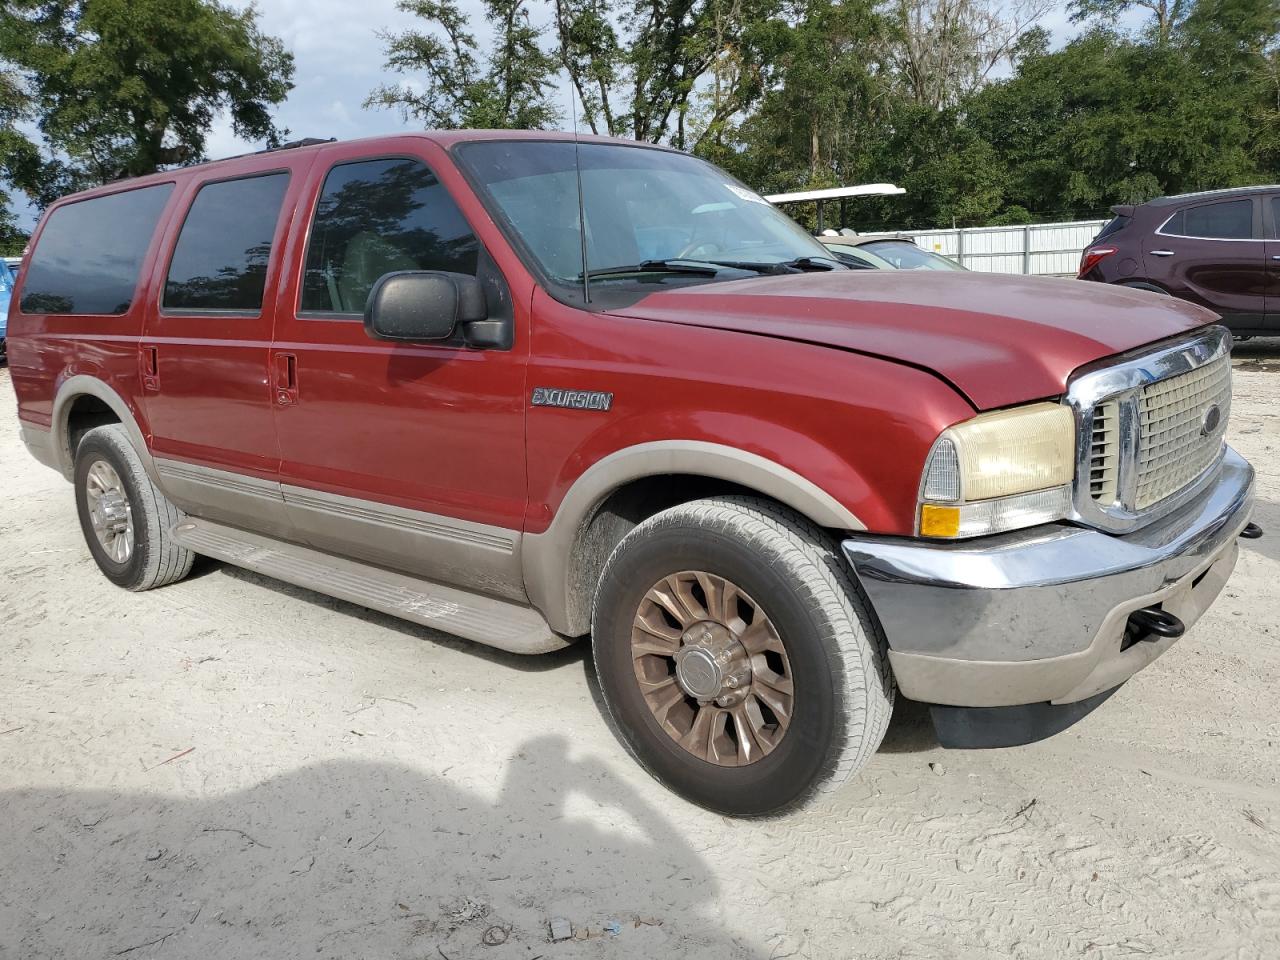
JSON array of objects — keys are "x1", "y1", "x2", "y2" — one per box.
[{"x1": 301, "y1": 158, "x2": 479, "y2": 315}]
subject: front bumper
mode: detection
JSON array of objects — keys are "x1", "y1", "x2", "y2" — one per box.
[{"x1": 842, "y1": 446, "x2": 1254, "y2": 708}]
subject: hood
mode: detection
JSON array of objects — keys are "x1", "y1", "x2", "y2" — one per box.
[{"x1": 606, "y1": 271, "x2": 1217, "y2": 410}]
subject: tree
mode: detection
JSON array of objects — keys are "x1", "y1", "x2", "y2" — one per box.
[
  {"x1": 366, "y1": 0, "x2": 561, "y2": 130},
  {"x1": 968, "y1": 1, "x2": 1279, "y2": 220},
  {"x1": 703, "y1": 0, "x2": 887, "y2": 188},
  {"x1": 0, "y1": 0, "x2": 294, "y2": 183},
  {"x1": 884, "y1": 0, "x2": 1057, "y2": 111},
  {"x1": 551, "y1": 0, "x2": 782, "y2": 148},
  {"x1": 1067, "y1": 0, "x2": 1188, "y2": 45}
]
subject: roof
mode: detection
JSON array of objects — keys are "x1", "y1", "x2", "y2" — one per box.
[
  {"x1": 818, "y1": 232, "x2": 917, "y2": 247},
  {"x1": 764, "y1": 184, "x2": 905, "y2": 204},
  {"x1": 40, "y1": 130, "x2": 679, "y2": 207},
  {"x1": 1145, "y1": 184, "x2": 1280, "y2": 207}
]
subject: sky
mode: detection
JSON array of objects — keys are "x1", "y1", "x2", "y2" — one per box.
[{"x1": 8, "y1": 0, "x2": 1119, "y2": 229}]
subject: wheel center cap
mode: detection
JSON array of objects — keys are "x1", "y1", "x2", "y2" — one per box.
[
  {"x1": 674, "y1": 647, "x2": 723, "y2": 699},
  {"x1": 100, "y1": 493, "x2": 128, "y2": 525},
  {"x1": 674, "y1": 621, "x2": 751, "y2": 703}
]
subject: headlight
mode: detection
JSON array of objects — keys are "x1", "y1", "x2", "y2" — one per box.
[{"x1": 918, "y1": 402, "x2": 1075, "y2": 538}]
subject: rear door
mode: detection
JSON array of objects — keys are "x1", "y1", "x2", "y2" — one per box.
[
  {"x1": 140, "y1": 164, "x2": 301, "y2": 536},
  {"x1": 268, "y1": 143, "x2": 530, "y2": 599},
  {"x1": 1267, "y1": 194, "x2": 1280, "y2": 331},
  {"x1": 1143, "y1": 196, "x2": 1266, "y2": 333}
]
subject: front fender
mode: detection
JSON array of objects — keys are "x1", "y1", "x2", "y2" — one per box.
[{"x1": 522, "y1": 438, "x2": 870, "y2": 636}]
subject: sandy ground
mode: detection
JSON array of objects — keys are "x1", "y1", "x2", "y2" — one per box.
[{"x1": 0, "y1": 345, "x2": 1278, "y2": 960}]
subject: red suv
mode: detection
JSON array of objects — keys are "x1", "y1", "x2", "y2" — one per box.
[
  {"x1": 6, "y1": 132, "x2": 1258, "y2": 814},
  {"x1": 1079, "y1": 185, "x2": 1280, "y2": 337}
]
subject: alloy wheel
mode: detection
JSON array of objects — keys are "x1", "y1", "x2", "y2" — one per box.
[
  {"x1": 84, "y1": 460, "x2": 134, "y2": 564},
  {"x1": 630, "y1": 571, "x2": 794, "y2": 766}
]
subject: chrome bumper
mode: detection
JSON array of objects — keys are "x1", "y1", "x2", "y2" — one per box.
[{"x1": 842, "y1": 446, "x2": 1255, "y2": 708}]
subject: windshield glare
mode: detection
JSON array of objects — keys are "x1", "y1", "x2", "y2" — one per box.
[{"x1": 457, "y1": 141, "x2": 835, "y2": 283}]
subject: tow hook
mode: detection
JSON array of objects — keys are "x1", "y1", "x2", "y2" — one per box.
[
  {"x1": 1240, "y1": 522, "x2": 1263, "y2": 540},
  {"x1": 1124, "y1": 607, "x2": 1185, "y2": 649}
]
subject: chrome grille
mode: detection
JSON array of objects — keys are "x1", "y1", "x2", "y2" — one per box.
[
  {"x1": 1133, "y1": 354, "x2": 1231, "y2": 509},
  {"x1": 1089, "y1": 399, "x2": 1120, "y2": 505},
  {"x1": 1068, "y1": 327, "x2": 1232, "y2": 533}
]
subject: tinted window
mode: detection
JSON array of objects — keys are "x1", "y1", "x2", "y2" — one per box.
[
  {"x1": 302, "y1": 158, "x2": 479, "y2": 313},
  {"x1": 1165, "y1": 199, "x2": 1253, "y2": 239},
  {"x1": 164, "y1": 173, "x2": 290, "y2": 311},
  {"x1": 1272, "y1": 197, "x2": 1280, "y2": 238},
  {"x1": 20, "y1": 184, "x2": 173, "y2": 315},
  {"x1": 1094, "y1": 215, "x2": 1130, "y2": 241}
]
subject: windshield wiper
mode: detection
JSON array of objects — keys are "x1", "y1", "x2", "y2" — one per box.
[
  {"x1": 579, "y1": 259, "x2": 726, "y2": 280},
  {"x1": 781, "y1": 256, "x2": 843, "y2": 271},
  {"x1": 578, "y1": 256, "x2": 843, "y2": 282},
  {"x1": 698, "y1": 257, "x2": 845, "y2": 274}
]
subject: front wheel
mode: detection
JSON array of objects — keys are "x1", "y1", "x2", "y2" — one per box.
[{"x1": 591, "y1": 496, "x2": 894, "y2": 815}]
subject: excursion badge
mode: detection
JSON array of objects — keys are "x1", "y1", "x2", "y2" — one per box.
[{"x1": 531, "y1": 387, "x2": 613, "y2": 411}]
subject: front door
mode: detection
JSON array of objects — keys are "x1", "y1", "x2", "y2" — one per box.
[
  {"x1": 270, "y1": 150, "x2": 530, "y2": 600},
  {"x1": 141, "y1": 166, "x2": 299, "y2": 536},
  {"x1": 1142, "y1": 196, "x2": 1267, "y2": 334}
]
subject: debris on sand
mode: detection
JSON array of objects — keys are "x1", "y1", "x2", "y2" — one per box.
[{"x1": 443, "y1": 898, "x2": 490, "y2": 928}]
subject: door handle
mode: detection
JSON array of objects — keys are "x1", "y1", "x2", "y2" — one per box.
[
  {"x1": 139, "y1": 345, "x2": 159, "y2": 391},
  {"x1": 1271, "y1": 255, "x2": 1280, "y2": 261},
  {"x1": 1149, "y1": 249, "x2": 1176, "y2": 257},
  {"x1": 273, "y1": 352, "x2": 298, "y2": 406}
]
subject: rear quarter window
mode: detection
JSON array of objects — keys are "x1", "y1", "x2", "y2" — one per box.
[
  {"x1": 1094, "y1": 215, "x2": 1130, "y2": 241},
  {"x1": 1162, "y1": 199, "x2": 1254, "y2": 239},
  {"x1": 20, "y1": 183, "x2": 174, "y2": 315}
]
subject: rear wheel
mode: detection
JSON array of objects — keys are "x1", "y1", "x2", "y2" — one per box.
[
  {"x1": 591, "y1": 496, "x2": 893, "y2": 815},
  {"x1": 73, "y1": 425, "x2": 194, "y2": 591},
  {"x1": 1118, "y1": 280, "x2": 1169, "y2": 295}
]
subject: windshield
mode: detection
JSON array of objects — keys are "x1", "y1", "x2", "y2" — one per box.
[
  {"x1": 456, "y1": 141, "x2": 836, "y2": 287},
  {"x1": 860, "y1": 240, "x2": 964, "y2": 271}
]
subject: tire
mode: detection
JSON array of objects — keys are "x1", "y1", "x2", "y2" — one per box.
[
  {"x1": 591, "y1": 495, "x2": 894, "y2": 816},
  {"x1": 1118, "y1": 281, "x2": 1169, "y2": 295},
  {"x1": 73, "y1": 424, "x2": 194, "y2": 591}
]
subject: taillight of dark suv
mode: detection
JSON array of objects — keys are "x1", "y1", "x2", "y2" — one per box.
[
  {"x1": 1078, "y1": 245, "x2": 1118, "y2": 278},
  {"x1": 1078, "y1": 211, "x2": 1132, "y2": 279}
]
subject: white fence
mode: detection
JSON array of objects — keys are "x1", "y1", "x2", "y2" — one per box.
[{"x1": 898, "y1": 220, "x2": 1108, "y2": 276}]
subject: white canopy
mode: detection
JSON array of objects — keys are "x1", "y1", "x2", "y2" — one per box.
[{"x1": 764, "y1": 183, "x2": 906, "y2": 204}]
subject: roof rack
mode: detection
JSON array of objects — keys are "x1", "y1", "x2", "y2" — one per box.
[{"x1": 257, "y1": 136, "x2": 336, "y2": 155}]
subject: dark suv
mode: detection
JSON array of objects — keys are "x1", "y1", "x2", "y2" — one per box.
[{"x1": 1078, "y1": 185, "x2": 1279, "y2": 336}]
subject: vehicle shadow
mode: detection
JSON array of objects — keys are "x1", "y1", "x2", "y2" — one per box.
[
  {"x1": 1240, "y1": 497, "x2": 1279, "y2": 566},
  {"x1": 214, "y1": 560, "x2": 944, "y2": 757},
  {"x1": 209, "y1": 561, "x2": 589, "y2": 675},
  {"x1": 0, "y1": 736, "x2": 765, "y2": 960},
  {"x1": 1230, "y1": 336, "x2": 1280, "y2": 365}
]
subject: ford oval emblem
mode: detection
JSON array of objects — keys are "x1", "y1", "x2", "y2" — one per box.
[{"x1": 1201, "y1": 403, "x2": 1222, "y2": 436}]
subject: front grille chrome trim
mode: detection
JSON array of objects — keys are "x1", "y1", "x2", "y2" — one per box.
[{"x1": 1063, "y1": 325, "x2": 1232, "y2": 534}]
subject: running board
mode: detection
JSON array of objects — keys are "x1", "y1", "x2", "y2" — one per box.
[{"x1": 171, "y1": 518, "x2": 569, "y2": 655}]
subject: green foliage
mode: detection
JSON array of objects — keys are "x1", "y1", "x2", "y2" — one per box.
[
  {"x1": 366, "y1": 0, "x2": 561, "y2": 129},
  {"x1": 0, "y1": 199, "x2": 30, "y2": 255},
  {"x1": 0, "y1": 0, "x2": 294, "y2": 184},
  {"x1": 732, "y1": 0, "x2": 1279, "y2": 229}
]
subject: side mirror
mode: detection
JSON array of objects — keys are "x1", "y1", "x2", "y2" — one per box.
[{"x1": 363, "y1": 271, "x2": 487, "y2": 343}]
